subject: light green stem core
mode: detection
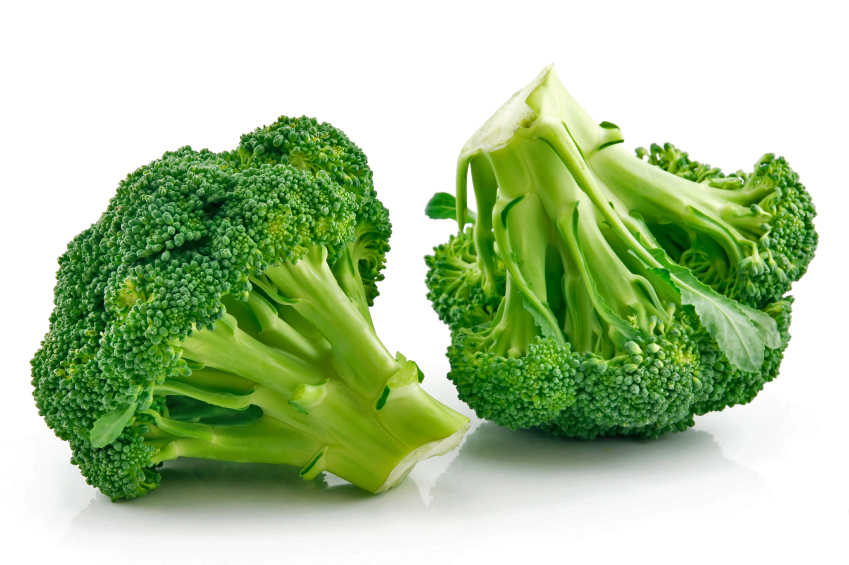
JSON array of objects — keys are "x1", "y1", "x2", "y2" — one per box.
[{"x1": 156, "y1": 246, "x2": 469, "y2": 493}]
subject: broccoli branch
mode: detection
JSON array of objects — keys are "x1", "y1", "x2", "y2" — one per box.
[{"x1": 155, "y1": 245, "x2": 468, "y2": 493}]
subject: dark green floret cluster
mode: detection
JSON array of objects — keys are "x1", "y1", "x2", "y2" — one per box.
[
  {"x1": 32, "y1": 117, "x2": 468, "y2": 500},
  {"x1": 236, "y1": 116, "x2": 392, "y2": 305},
  {"x1": 425, "y1": 230, "x2": 504, "y2": 331},
  {"x1": 425, "y1": 66, "x2": 816, "y2": 439}
]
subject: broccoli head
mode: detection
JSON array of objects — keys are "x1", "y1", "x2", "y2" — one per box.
[
  {"x1": 425, "y1": 66, "x2": 816, "y2": 439},
  {"x1": 235, "y1": 116, "x2": 392, "y2": 308},
  {"x1": 32, "y1": 118, "x2": 469, "y2": 501}
]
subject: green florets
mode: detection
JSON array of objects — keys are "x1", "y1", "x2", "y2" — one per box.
[
  {"x1": 425, "y1": 228, "x2": 503, "y2": 331},
  {"x1": 738, "y1": 158, "x2": 817, "y2": 306},
  {"x1": 638, "y1": 144, "x2": 817, "y2": 308},
  {"x1": 447, "y1": 306, "x2": 713, "y2": 439},
  {"x1": 217, "y1": 164, "x2": 358, "y2": 274},
  {"x1": 542, "y1": 312, "x2": 706, "y2": 439},
  {"x1": 32, "y1": 223, "x2": 118, "y2": 442},
  {"x1": 236, "y1": 116, "x2": 391, "y2": 304},
  {"x1": 70, "y1": 412, "x2": 161, "y2": 500},
  {"x1": 448, "y1": 335, "x2": 579, "y2": 430}
]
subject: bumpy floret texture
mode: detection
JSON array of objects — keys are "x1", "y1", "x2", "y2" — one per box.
[
  {"x1": 425, "y1": 228, "x2": 503, "y2": 331},
  {"x1": 448, "y1": 335, "x2": 578, "y2": 430},
  {"x1": 440, "y1": 281, "x2": 793, "y2": 440},
  {"x1": 541, "y1": 313, "x2": 703, "y2": 439},
  {"x1": 236, "y1": 116, "x2": 391, "y2": 304}
]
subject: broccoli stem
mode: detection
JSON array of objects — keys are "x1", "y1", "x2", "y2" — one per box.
[
  {"x1": 469, "y1": 156, "x2": 500, "y2": 296},
  {"x1": 331, "y1": 241, "x2": 375, "y2": 328},
  {"x1": 147, "y1": 417, "x2": 325, "y2": 475},
  {"x1": 582, "y1": 138, "x2": 768, "y2": 270},
  {"x1": 471, "y1": 133, "x2": 674, "y2": 358},
  {"x1": 260, "y1": 247, "x2": 399, "y2": 396},
  {"x1": 162, "y1": 246, "x2": 469, "y2": 492}
]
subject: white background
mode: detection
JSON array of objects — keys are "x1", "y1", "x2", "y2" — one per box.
[{"x1": 1, "y1": 1, "x2": 846, "y2": 563}]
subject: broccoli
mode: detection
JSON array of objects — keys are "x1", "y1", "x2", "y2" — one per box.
[
  {"x1": 32, "y1": 116, "x2": 469, "y2": 501},
  {"x1": 425, "y1": 66, "x2": 816, "y2": 439}
]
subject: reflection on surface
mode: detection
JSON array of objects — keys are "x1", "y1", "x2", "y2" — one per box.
[
  {"x1": 64, "y1": 418, "x2": 768, "y2": 559},
  {"x1": 65, "y1": 457, "x2": 429, "y2": 542},
  {"x1": 430, "y1": 421, "x2": 768, "y2": 520}
]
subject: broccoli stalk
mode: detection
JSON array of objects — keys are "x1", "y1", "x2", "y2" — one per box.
[{"x1": 143, "y1": 246, "x2": 468, "y2": 493}]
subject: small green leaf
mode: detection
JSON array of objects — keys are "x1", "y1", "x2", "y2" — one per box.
[
  {"x1": 501, "y1": 195, "x2": 525, "y2": 227},
  {"x1": 646, "y1": 248, "x2": 765, "y2": 372},
  {"x1": 522, "y1": 297, "x2": 562, "y2": 340},
  {"x1": 598, "y1": 139, "x2": 625, "y2": 151},
  {"x1": 90, "y1": 403, "x2": 137, "y2": 448},
  {"x1": 738, "y1": 303, "x2": 782, "y2": 349},
  {"x1": 425, "y1": 192, "x2": 457, "y2": 220},
  {"x1": 599, "y1": 121, "x2": 620, "y2": 130},
  {"x1": 425, "y1": 192, "x2": 476, "y2": 223},
  {"x1": 375, "y1": 386, "x2": 391, "y2": 410}
]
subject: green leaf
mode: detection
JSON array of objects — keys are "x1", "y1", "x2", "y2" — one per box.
[
  {"x1": 738, "y1": 303, "x2": 782, "y2": 350},
  {"x1": 90, "y1": 403, "x2": 137, "y2": 448},
  {"x1": 646, "y1": 248, "x2": 765, "y2": 372},
  {"x1": 501, "y1": 195, "x2": 525, "y2": 227},
  {"x1": 425, "y1": 192, "x2": 476, "y2": 223},
  {"x1": 522, "y1": 297, "x2": 562, "y2": 340}
]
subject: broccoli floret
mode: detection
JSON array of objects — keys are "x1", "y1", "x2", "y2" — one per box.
[
  {"x1": 32, "y1": 119, "x2": 468, "y2": 501},
  {"x1": 234, "y1": 116, "x2": 392, "y2": 308},
  {"x1": 425, "y1": 66, "x2": 815, "y2": 439},
  {"x1": 634, "y1": 143, "x2": 817, "y2": 307},
  {"x1": 425, "y1": 227, "x2": 504, "y2": 331}
]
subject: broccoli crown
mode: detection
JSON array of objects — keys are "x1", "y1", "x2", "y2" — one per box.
[
  {"x1": 32, "y1": 119, "x2": 468, "y2": 500},
  {"x1": 235, "y1": 116, "x2": 391, "y2": 304},
  {"x1": 425, "y1": 66, "x2": 814, "y2": 439}
]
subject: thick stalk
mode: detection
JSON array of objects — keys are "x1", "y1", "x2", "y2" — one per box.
[
  {"x1": 149, "y1": 417, "x2": 324, "y2": 470},
  {"x1": 587, "y1": 144, "x2": 763, "y2": 264},
  {"x1": 489, "y1": 274, "x2": 539, "y2": 358},
  {"x1": 163, "y1": 251, "x2": 470, "y2": 492},
  {"x1": 151, "y1": 370, "x2": 469, "y2": 492},
  {"x1": 263, "y1": 248, "x2": 400, "y2": 398}
]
